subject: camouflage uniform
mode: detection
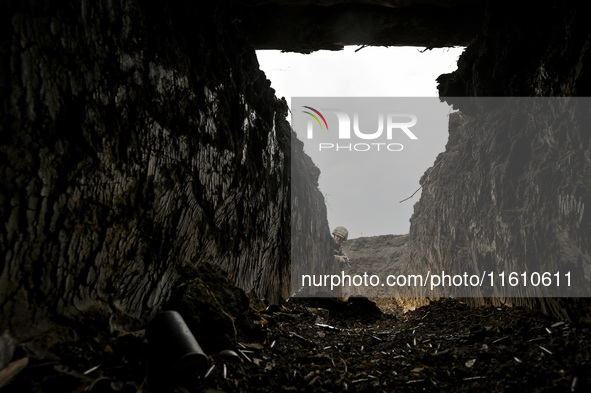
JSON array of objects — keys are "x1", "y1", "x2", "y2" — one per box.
[
  {"x1": 333, "y1": 241, "x2": 348, "y2": 269},
  {"x1": 331, "y1": 226, "x2": 350, "y2": 299}
]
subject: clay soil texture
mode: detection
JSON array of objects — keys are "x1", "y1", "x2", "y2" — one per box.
[{"x1": 4, "y1": 297, "x2": 591, "y2": 392}]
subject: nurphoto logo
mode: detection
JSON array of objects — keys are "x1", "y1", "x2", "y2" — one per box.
[{"x1": 301, "y1": 105, "x2": 418, "y2": 152}]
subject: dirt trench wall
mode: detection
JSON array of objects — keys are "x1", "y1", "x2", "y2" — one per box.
[
  {"x1": 3, "y1": 0, "x2": 591, "y2": 343},
  {"x1": 407, "y1": 1, "x2": 591, "y2": 319},
  {"x1": 0, "y1": 0, "x2": 329, "y2": 338}
]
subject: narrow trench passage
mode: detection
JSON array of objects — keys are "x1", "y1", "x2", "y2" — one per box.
[
  {"x1": 3, "y1": 2, "x2": 591, "y2": 392},
  {"x1": 246, "y1": 48, "x2": 591, "y2": 392}
]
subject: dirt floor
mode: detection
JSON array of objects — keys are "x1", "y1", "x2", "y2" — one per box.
[{"x1": 3, "y1": 296, "x2": 591, "y2": 392}]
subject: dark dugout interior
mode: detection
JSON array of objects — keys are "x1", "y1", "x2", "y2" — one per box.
[{"x1": 1, "y1": 0, "x2": 590, "y2": 391}]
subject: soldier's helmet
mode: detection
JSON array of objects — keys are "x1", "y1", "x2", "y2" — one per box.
[{"x1": 332, "y1": 226, "x2": 349, "y2": 241}]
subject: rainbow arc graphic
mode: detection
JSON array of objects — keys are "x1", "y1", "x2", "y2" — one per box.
[{"x1": 302, "y1": 106, "x2": 329, "y2": 130}]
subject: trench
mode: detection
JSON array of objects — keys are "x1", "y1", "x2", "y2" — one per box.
[{"x1": 1, "y1": 0, "x2": 591, "y2": 391}]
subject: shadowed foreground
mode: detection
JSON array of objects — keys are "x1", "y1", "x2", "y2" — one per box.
[{"x1": 3, "y1": 297, "x2": 590, "y2": 392}]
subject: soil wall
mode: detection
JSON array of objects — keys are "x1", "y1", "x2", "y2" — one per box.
[
  {"x1": 407, "y1": 1, "x2": 591, "y2": 319},
  {"x1": 0, "y1": 0, "x2": 330, "y2": 338}
]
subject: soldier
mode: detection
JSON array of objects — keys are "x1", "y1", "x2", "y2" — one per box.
[
  {"x1": 332, "y1": 226, "x2": 349, "y2": 269},
  {"x1": 332, "y1": 226, "x2": 350, "y2": 300}
]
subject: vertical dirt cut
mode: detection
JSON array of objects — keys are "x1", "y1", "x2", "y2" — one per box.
[
  {"x1": 0, "y1": 0, "x2": 329, "y2": 340},
  {"x1": 408, "y1": 1, "x2": 591, "y2": 319}
]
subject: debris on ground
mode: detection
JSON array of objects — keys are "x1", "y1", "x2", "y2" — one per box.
[{"x1": 2, "y1": 297, "x2": 591, "y2": 392}]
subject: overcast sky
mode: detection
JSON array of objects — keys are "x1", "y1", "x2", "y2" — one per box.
[{"x1": 256, "y1": 46, "x2": 464, "y2": 238}]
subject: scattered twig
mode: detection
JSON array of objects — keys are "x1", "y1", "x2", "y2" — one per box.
[
  {"x1": 399, "y1": 157, "x2": 446, "y2": 203},
  {"x1": 492, "y1": 336, "x2": 508, "y2": 344},
  {"x1": 539, "y1": 346, "x2": 553, "y2": 355}
]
